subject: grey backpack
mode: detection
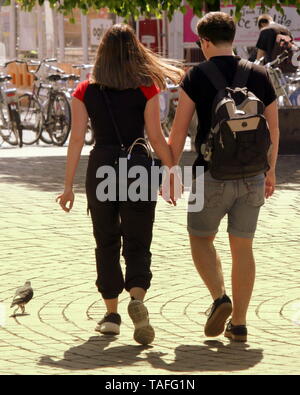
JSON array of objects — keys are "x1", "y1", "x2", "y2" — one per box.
[{"x1": 200, "y1": 59, "x2": 271, "y2": 180}]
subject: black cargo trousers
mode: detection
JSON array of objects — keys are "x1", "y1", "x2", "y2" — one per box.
[{"x1": 85, "y1": 146, "x2": 156, "y2": 299}]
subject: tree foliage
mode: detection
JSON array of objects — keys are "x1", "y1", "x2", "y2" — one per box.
[{"x1": 10, "y1": 0, "x2": 300, "y2": 19}]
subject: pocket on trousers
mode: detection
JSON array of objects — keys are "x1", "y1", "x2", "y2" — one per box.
[
  {"x1": 245, "y1": 178, "x2": 265, "y2": 207},
  {"x1": 204, "y1": 181, "x2": 225, "y2": 208}
]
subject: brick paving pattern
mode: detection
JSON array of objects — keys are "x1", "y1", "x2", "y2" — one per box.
[{"x1": 0, "y1": 145, "x2": 299, "y2": 375}]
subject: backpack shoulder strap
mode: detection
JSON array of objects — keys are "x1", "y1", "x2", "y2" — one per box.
[
  {"x1": 200, "y1": 61, "x2": 227, "y2": 90},
  {"x1": 232, "y1": 59, "x2": 252, "y2": 88}
]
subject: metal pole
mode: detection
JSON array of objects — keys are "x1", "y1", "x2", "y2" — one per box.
[
  {"x1": 156, "y1": 18, "x2": 161, "y2": 55},
  {"x1": 57, "y1": 11, "x2": 65, "y2": 62},
  {"x1": 175, "y1": 11, "x2": 184, "y2": 60},
  {"x1": 52, "y1": 8, "x2": 58, "y2": 58},
  {"x1": 0, "y1": 0, "x2": 4, "y2": 59},
  {"x1": 9, "y1": 0, "x2": 16, "y2": 58},
  {"x1": 116, "y1": 15, "x2": 124, "y2": 24},
  {"x1": 36, "y1": 3, "x2": 44, "y2": 59},
  {"x1": 81, "y1": 13, "x2": 88, "y2": 63},
  {"x1": 136, "y1": 16, "x2": 140, "y2": 39},
  {"x1": 167, "y1": 10, "x2": 183, "y2": 60},
  {"x1": 162, "y1": 11, "x2": 167, "y2": 57},
  {"x1": 44, "y1": 0, "x2": 55, "y2": 58}
]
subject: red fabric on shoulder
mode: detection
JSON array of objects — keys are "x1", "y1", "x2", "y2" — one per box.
[
  {"x1": 72, "y1": 80, "x2": 89, "y2": 102},
  {"x1": 140, "y1": 84, "x2": 160, "y2": 100}
]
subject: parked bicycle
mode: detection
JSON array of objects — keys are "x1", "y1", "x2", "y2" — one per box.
[
  {"x1": 0, "y1": 60, "x2": 42, "y2": 147},
  {"x1": 23, "y1": 58, "x2": 72, "y2": 146},
  {"x1": 72, "y1": 63, "x2": 93, "y2": 82},
  {"x1": 265, "y1": 51, "x2": 292, "y2": 106},
  {"x1": 255, "y1": 50, "x2": 300, "y2": 106},
  {"x1": 0, "y1": 64, "x2": 22, "y2": 147},
  {"x1": 56, "y1": 69, "x2": 95, "y2": 145}
]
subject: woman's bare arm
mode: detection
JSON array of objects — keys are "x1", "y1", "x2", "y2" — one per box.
[
  {"x1": 144, "y1": 94, "x2": 174, "y2": 169},
  {"x1": 56, "y1": 97, "x2": 88, "y2": 212},
  {"x1": 264, "y1": 99, "x2": 280, "y2": 198}
]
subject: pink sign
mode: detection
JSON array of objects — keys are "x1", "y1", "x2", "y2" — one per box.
[
  {"x1": 183, "y1": 5, "x2": 199, "y2": 43},
  {"x1": 221, "y1": 3, "x2": 300, "y2": 45}
]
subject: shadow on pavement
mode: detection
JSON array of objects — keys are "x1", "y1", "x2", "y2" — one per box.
[
  {"x1": 0, "y1": 154, "x2": 299, "y2": 194},
  {"x1": 274, "y1": 155, "x2": 300, "y2": 189},
  {"x1": 145, "y1": 341, "x2": 263, "y2": 372},
  {"x1": 0, "y1": 156, "x2": 89, "y2": 194},
  {"x1": 38, "y1": 337, "x2": 263, "y2": 372},
  {"x1": 38, "y1": 335, "x2": 153, "y2": 371}
]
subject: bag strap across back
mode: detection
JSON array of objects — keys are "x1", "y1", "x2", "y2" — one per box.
[
  {"x1": 232, "y1": 59, "x2": 252, "y2": 88},
  {"x1": 200, "y1": 58, "x2": 253, "y2": 90},
  {"x1": 200, "y1": 61, "x2": 227, "y2": 90},
  {"x1": 101, "y1": 87, "x2": 126, "y2": 151},
  {"x1": 101, "y1": 87, "x2": 152, "y2": 157}
]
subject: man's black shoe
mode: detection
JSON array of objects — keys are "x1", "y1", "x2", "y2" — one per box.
[
  {"x1": 204, "y1": 294, "x2": 232, "y2": 337},
  {"x1": 224, "y1": 320, "x2": 247, "y2": 342}
]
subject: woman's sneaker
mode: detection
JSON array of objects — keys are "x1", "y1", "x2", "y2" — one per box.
[
  {"x1": 95, "y1": 312, "x2": 121, "y2": 335},
  {"x1": 224, "y1": 320, "x2": 248, "y2": 342},
  {"x1": 128, "y1": 299, "x2": 155, "y2": 345},
  {"x1": 204, "y1": 294, "x2": 232, "y2": 337}
]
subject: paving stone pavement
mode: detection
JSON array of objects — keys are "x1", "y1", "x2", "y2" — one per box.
[{"x1": 0, "y1": 145, "x2": 300, "y2": 376}]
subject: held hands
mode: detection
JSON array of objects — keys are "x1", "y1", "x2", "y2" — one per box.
[
  {"x1": 160, "y1": 167, "x2": 183, "y2": 206},
  {"x1": 56, "y1": 188, "x2": 74, "y2": 212}
]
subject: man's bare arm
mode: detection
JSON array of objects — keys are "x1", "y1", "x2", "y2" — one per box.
[
  {"x1": 264, "y1": 99, "x2": 280, "y2": 198},
  {"x1": 256, "y1": 48, "x2": 266, "y2": 61}
]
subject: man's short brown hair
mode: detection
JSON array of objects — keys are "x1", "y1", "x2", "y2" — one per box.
[
  {"x1": 258, "y1": 14, "x2": 273, "y2": 29},
  {"x1": 197, "y1": 12, "x2": 236, "y2": 45}
]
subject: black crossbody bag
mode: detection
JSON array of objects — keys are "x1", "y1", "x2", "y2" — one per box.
[{"x1": 101, "y1": 88, "x2": 162, "y2": 200}]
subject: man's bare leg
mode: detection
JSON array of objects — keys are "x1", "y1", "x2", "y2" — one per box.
[
  {"x1": 189, "y1": 234, "x2": 226, "y2": 300},
  {"x1": 189, "y1": 233, "x2": 232, "y2": 337},
  {"x1": 229, "y1": 234, "x2": 255, "y2": 326}
]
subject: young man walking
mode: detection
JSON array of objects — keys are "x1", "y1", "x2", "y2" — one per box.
[{"x1": 168, "y1": 12, "x2": 279, "y2": 342}]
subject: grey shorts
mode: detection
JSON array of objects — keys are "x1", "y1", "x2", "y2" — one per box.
[{"x1": 188, "y1": 171, "x2": 265, "y2": 239}]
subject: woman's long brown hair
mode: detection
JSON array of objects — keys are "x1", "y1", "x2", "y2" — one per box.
[{"x1": 90, "y1": 23, "x2": 184, "y2": 90}]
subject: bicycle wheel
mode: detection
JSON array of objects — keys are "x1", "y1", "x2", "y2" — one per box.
[
  {"x1": 47, "y1": 92, "x2": 71, "y2": 146},
  {"x1": 40, "y1": 128, "x2": 53, "y2": 144},
  {"x1": 11, "y1": 108, "x2": 23, "y2": 148},
  {"x1": 0, "y1": 104, "x2": 19, "y2": 146},
  {"x1": 37, "y1": 97, "x2": 53, "y2": 144},
  {"x1": 18, "y1": 94, "x2": 43, "y2": 145}
]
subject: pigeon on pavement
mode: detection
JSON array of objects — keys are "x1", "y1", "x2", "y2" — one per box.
[{"x1": 10, "y1": 281, "x2": 34, "y2": 315}]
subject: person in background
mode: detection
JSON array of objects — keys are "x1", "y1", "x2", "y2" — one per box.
[{"x1": 256, "y1": 14, "x2": 298, "y2": 73}]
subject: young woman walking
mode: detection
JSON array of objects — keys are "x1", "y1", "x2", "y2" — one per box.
[{"x1": 56, "y1": 24, "x2": 183, "y2": 345}]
